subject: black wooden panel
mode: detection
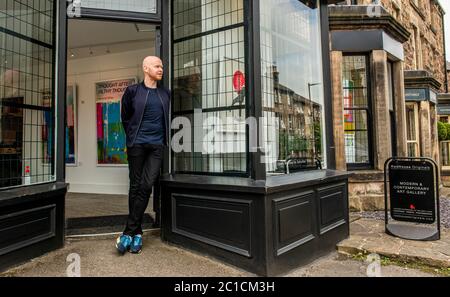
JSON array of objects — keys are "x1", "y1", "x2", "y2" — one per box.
[
  {"x1": 171, "y1": 194, "x2": 252, "y2": 257},
  {"x1": 0, "y1": 205, "x2": 55, "y2": 256},
  {"x1": 318, "y1": 184, "x2": 346, "y2": 234},
  {"x1": 273, "y1": 191, "x2": 315, "y2": 256}
]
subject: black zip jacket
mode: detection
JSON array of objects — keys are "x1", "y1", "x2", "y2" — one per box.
[{"x1": 121, "y1": 82, "x2": 171, "y2": 147}]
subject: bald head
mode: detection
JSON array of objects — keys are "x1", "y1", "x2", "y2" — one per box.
[
  {"x1": 142, "y1": 56, "x2": 163, "y2": 82},
  {"x1": 143, "y1": 56, "x2": 162, "y2": 69}
]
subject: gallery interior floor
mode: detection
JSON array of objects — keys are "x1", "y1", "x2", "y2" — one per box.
[{"x1": 65, "y1": 193, "x2": 157, "y2": 236}]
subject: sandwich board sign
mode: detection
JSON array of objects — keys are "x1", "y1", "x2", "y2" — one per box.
[{"x1": 384, "y1": 158, "x2": 440, "y2": 241}]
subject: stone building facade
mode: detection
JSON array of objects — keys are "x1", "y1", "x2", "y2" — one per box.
[
  {"x1": 329, "y1": 0, "x2": 446, "y2": 210},
  {"x1": 350, "y1": 1, "x2": 447, "y2": 92}
]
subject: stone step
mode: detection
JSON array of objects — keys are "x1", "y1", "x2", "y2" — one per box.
[{"x1": 337, "y1": 219, "x2": 450, "y2": 269}]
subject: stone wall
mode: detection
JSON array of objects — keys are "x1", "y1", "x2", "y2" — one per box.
[
  {"x1": 348, "y1": 172, "x2": 385, "y2": 211},
  {"x1": 340, "y1": 0, "x2": 446, "y2": 93}
]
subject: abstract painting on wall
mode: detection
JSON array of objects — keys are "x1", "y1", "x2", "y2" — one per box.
[
  {"x1": 41, "y1": 89, "x2": 52, "y2": 164},
  {"x1": 95, "y1": 78, "x2": 136, "y2": 165},
  {"x1": 66, "y1": 84, "x2": 77, "y2": 165}
]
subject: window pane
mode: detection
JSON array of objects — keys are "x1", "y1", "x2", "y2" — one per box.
[
  {"x1": 172, "y1": 0, "x2": 246, "y2": 174},
  {"x1": 344, "y1": 110, "x2": 370, "y2": 164},
  {"x1": 344, "y1": 109, "x2": 368, "y2": 131},
  {"x1": 342, "y1": 55, "x2": 371, "y2": 166},
  {"x1": 345, "y1": 131, "x2": 370, "y2": 164},
  {"x1": 406, "y1": 104, "x2": 416, "y2": 141},
  {"x1": 0, "y1": 0, "x2": 56, "y2": 188},
  {"x1": 260, "y1": 0, "x2": 325, "y2": 174},
  {"x1": 173, "y1": 0, "x2": 244, "y2": 40},
  {"x1": 407, "y1": 143, "x2": 417, "y2": 158},
  {"x1": 80, "y1": 0, "x2": 157, "y2": 14},
  {"x1": 343, "y1": 56, "x2": 368, "y2": 107}
]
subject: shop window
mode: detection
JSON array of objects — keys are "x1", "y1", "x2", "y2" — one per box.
[
  {"x1": 171, "y1": 0, "x2": 246, "y2": 174},
  {"x1": 342, "y1": 55, "x2": 373, "y2": 169},
  {"x1": 0, "y1": 0, "x2": 56, "y2": 188},
  {"x1": 80, "y1": 0, "x2": 157, "y2": 14},
  {"x1": 261, "y1": 0, "x2": 325, "y2": 174},
  {"x1": 406, "y1": 103, "x2": 419, "y2": 157}
]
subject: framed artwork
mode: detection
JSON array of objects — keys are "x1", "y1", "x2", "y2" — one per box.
[
  {"x1": 66, "y1": 84, "x2": 77, "y2": 165},
  {"x1": 95, "y1": 77, "x2": 136, "y2": 166}
]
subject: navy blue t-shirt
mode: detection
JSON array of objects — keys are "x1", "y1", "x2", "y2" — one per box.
[{"x1": 134, "y1": 87, "x2": 165, "y2": 145}]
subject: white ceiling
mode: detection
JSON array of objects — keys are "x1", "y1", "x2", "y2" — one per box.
[{"x1": 68, "y1": 19, "x2": 156, "y2": 59}]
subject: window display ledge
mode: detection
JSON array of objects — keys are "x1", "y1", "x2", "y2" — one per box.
[
  {"x1": 161, "y1": 170, "x2": 350, "y2": 194},
  {"x1": 0, "y1": 182, "x2": 68, "y2": 207}
]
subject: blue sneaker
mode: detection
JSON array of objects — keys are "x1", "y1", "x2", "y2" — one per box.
[
  {"x1": 115, "y1": 234, "x2": 132, "y2": 255},
  {"x1": 130, "y1": 234, "x2": 143, "y2": 254}
]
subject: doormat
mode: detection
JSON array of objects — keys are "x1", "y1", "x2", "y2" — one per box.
[{"x1": 66, "y1": 214, "x2": 156, "y2": 236}]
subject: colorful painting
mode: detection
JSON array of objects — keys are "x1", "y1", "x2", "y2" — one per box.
[
  {"x1": 343, "y1": 79, "x2": 355, "y2": 131},
  {"x1": 96, "y1": 78, "x2": 136, "y2": 165},
  {"x1": 66, "y1": 84, "x2": 77, "y2": 165},
  {"x1": 41, "y1": 90, "x2": 52, "y2": 164}
]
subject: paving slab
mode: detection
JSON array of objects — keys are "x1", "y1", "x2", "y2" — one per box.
[
  {"x1": 1, "y1": 228, "x2": 438, "y2": 277},
  {"x1": 338, "y1": 218, "x2": 450, "y2": 269}
]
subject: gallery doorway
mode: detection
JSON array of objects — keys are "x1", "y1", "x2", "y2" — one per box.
[{"x1": 65, "y1": 19, "x2": 159, "y2": 234}]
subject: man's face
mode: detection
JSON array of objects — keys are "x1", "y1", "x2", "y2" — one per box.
[{"x1": 144, "y1": 58, "x2": 163, "y2": 81}]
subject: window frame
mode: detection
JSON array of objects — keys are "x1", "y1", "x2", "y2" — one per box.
[
  {"x1": 77, "y1": 0, "x2": 161, "y2": 23},
  {"x1": 170, "y1": 0, "x2": 249, "y2": 177},
  {"x1": 0, "y1": 0, "x2": 59, "y2": 190},
  {"x1": 342, "y1": 53, "x2": 374, "y2": 170},
  {"x1": 387, "y1": 60, "x2": 397, "y2": 157},
  {"x1": 405, "y1": 102, "x2": 420, "y2": 157}
]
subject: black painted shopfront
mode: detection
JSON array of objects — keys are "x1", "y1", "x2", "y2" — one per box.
[{"x1": 0, "y1": 0, "x2": 348, "y2": 276}]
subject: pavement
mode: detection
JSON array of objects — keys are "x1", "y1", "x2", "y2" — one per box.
[
  {"x1": 3, "y1": 193, "x2": 450, "y2": 277},
  {"x1": 0, "y1": 229, "x2": 439, "y2": 277},
  {"x1": 337, "y1": 217, "x2": 450, "y2": 270}
]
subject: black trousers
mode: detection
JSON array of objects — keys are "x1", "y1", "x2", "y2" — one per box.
[{"x1": 124, "y1": 144, "x2": 163, "y2": 236}]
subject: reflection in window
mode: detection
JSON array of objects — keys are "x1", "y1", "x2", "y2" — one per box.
[
  {"x1": 342, "y1": 55, "x2": 372, "y2": 167},
  {"x1": 172, "y1": 0, "x2": 246, "y2": 174},
  {"x1": 260, "y1": 0, "x2": 325, "y2": 174},
  {"x1": 0, "y1": 0, "x2": 55, "y2": 188}
]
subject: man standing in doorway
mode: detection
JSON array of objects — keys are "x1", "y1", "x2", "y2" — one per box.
[{"x1": 116, "y1": 56, "x2": 170, "y2": 254}]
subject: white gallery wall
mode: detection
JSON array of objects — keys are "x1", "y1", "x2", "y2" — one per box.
[{"x1": 66, "y1": 47, "x2": 154, "y2": 194}]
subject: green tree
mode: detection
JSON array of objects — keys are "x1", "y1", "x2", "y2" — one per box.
[{"x1": 446, "y1": 123, "x2": 450, "y2": 141}]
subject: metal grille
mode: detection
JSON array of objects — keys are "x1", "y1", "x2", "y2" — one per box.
[
  {"x1": 342, "y1": 55, "x2": 371, "y2": 166},
  {"x1": 0, "y1": 0, "x2": 55, "y2": 188},
  {"x1": 80, "y1": 0, "x2": 157, "y2": 14},
  {"x1": 173, "y1": 0, "x2": 244, "y2": 40},
  {"x1": 172, "y1": 0, "x2": 246, "y2": 174}
]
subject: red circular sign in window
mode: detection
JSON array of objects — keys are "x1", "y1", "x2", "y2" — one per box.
[{"x1": 233, "y1": 70, "x2": 245, "y2": 93}]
